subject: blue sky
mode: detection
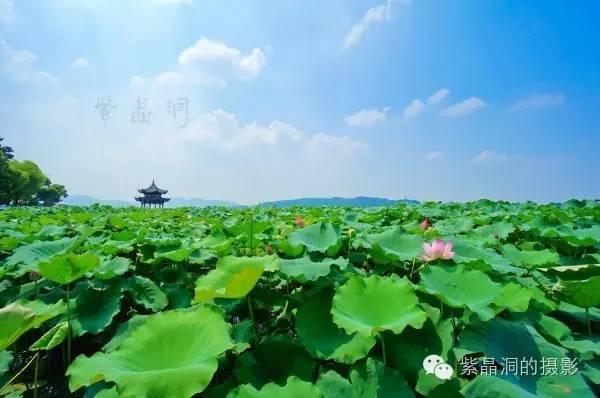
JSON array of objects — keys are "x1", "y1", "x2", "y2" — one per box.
[{"x1": 1, "y1": 0, "x2": 598, "y2": 204}]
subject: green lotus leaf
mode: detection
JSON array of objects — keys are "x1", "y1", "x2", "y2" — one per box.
[
  {"x1": 559, "y1": 225, "x2": 600, "y2": 247},
  {"x1": 231, "y1": 319, "x2": 254, "y2": 354},
  {"x1": 5, "y1": 237, "x2": 78, "y2": 276},
  {"x1": 385, "y1": 317, "x2": 452, "y2": 387},
  {"x1": 501, "y1": 244, "x2": 559, "y2": 268},
  {"x1": 492, "y1": 282, "x2": 533, "y2": 313},
  {"x1": 67, "y1": 282, "x2": 122, "y2": 337},
  {"x1": 434, "y1": 217, "x2": 473, "y2": 235},
  {"x1": 0, "y1": 350, "x2": 12, "y2": 376},
  {"x1": 39, "y1": 252, "x2": 100, "y2": 285},
  {"x1": 332, "y1": 274, "x2": 426, "y2": 337},
  {"x1": 68, "y1": 306, "x2": 233, "y2": 398},
  {"x1": 581, "y1": 361, "x2": 600, "y2": 385},
  {"x1": 200, "y1": 231, "x2": 232, "y2": 255},
  {"x1": 452, "y1": 240, "x2": 521, "y2": 275},
  {"x1": 366, "y1": 228, "x2": 423, "y2": 264},
  {"x1": 350, "y1": 358, "x2": 415, "y2": 398},
  {"x1": 473, "y1": 222, "x2": 515, "y2": 240},
  {"x1": 552, "y1": 276, "x2": 600, "y2": 308},
  {"x1": 0, "y1": 300, "x2": 65, "y2": 350},
  {"x1": 317, "y1": 359, "x2": 415, "y2": 398},
  {"x1": 95, "y1": 257, "x2": 131, "y2": 280},
  {"x1": 535, "y1": 314, "x2": 599, "y2": 359},
  {"x1": 296, "y1": 289, "x2": 375, "y2": 363},
  {"x1": 233, "y1": 335, "x2": 316, "y2": 387},
  {"x1": 0, "y1": 236, "x2": 19, "y2": 252},
  {"x1": 456, "y1": 318, "x2": 594, "y2": 398},
  {"x1": 30, "y1": 321, "x2": 69, "y2": 351},
  {"x1": 194, "y1": 255, "x2": 279, "y2": 302},
  {"x1": 102, "y1": 314, "x2": 149, "y2": 353},
  {"x1": 125, "y1": 276, "x2": 168, "y2": 312},
  {"x1": 419, "y1": 264, "x2": 502, "y2": 321},
  {"x1": 227, "y1": 376, "x2": 321, "y2": 398},
  {"x1": 317, "y1": 371, "x2": 353, "y2": 398},
  {"x1": 280, "y1": 256, "x2": 348, "y2": 281},
  {"x1": 287, "y1": 222, "x2": 342, "y2": 255}
]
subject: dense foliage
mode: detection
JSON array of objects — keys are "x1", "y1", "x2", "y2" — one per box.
[
  {"x1": 0, "y1": 200, "x2": 599, "y2": 397},
  {"x1": 0, "y1": 137, "x2": 67, "y2": 206}
]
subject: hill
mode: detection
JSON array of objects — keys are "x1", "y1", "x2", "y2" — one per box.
[{"x1": 259, "y1": 196, "x2": 418, "y2": 208}]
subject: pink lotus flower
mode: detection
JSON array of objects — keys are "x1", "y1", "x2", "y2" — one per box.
[
  {"x1": 420, "y1": 240, "x2": 455, "y2": 262},
  {"x1": 420, "y1": 219, "x2": 430, "y2": 231},
  {"x1": 294, "y1": 216, "x2": 305, "y2": 228}
]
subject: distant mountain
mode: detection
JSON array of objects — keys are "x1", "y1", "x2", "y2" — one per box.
[
  {"x1": 61, "y1": 195, "x2": 241, "y2": 208},
  {"x1": 166, "y1": 197, "x2": 241, "y2": 208},
  {"x1": 62, "y1": 195, "x2": 417, "y2": 208},
  {"x1": 62, "y1": 195, "x2": 134, "y2": 207},
  {"x1": 259, "y1": 197, "x2": 419, "y2": 208}
]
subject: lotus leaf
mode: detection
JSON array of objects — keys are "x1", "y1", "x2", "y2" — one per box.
[
  {"x1": 296, "y1": 289, "x2": 375, "y2": 363},
  {"x1": 280, "y1": 256, "x2": 348, "y2": 281},
  {"x1": 287, "y1": 222, "x2": 342, "y2": 255},
  {"x1": 38, "y1": 252, "x2": 100, "y2": 285},
  {"x1": 68, "y1": 306, "x2": 233, "y2": 397},
  {"x1": 419, "y1": 264, "x2": 502, "y2": 320},
  {"x1": 194, "y1": 255, "x2": 279, "y2": 302},
  {"x1": 332, "y1": 274, "x2": 426, "y2": 337},
  {"x1": 228, "y1": 376, "x2": 321, "y2": 398}
]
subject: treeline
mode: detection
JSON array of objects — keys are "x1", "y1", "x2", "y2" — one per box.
[{"x1": 0, "y1": 137, "x2": 68, "y2": 206}]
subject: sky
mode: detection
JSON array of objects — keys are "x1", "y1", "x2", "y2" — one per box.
[{"x1": 0, "y1": 0, "x2": 599, "y2": 204}]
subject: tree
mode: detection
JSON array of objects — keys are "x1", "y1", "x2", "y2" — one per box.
[
  {"x1": 0, "y1": 137, "x2": 14, "y2": 160},
  {"x1": 0, "y1": 139, "x2": 16, "y2": 204},
  {"x1": 36, "y1": 183, "x2": 68, "y2": 206},
  {"x1": 7, "y1": 160, "x2": 47, "y2": 205}
]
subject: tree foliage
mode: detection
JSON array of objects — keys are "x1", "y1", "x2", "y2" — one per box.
[{"x1": 0, "y1": 137, "x2": 68, "y2": 205}]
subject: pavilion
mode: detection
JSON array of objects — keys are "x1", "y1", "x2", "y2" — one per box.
[{"x1": 135, "y1": 180, "x2": 170, "y2": 208}]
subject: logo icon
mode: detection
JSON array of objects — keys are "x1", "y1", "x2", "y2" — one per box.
[{"x1": 423, "y1": 355, "x2": 454, "y2": 380}]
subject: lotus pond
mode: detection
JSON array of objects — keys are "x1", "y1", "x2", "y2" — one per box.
[{"x1": 0, "y1": 200, "x2": 599, "y2": 397}]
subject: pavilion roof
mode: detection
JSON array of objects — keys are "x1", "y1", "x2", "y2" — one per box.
[{"x1": 138, "y1": 179, "x2": 168, "y2": 195}]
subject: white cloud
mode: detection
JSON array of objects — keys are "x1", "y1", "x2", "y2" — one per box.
[
  {"x1": 403, "y1": 99, "x2": 425, "y2": 119},
  {"x1": 134, "y1": 38, "x2": 266, "y2": 90},
  {"x1": 472, "y1": 150, "x2": 508, "y2": 163},
  {"x1": 178, "y1": 38, "x2": 266, "y2": 86},
  {"x1": 0, "y1": 40, "x2": 55, "y2": 83},
  {"x1": 342, "y1": 0, "x2": 410, "y2": 48},
  {"x1": 0, "y1": 0, "x2": 14, "y2": 30},
  {"x1": 178, "y1": 109, "x2": 365, "y2": 155},
  {"x1": 425, "y1": 151, "x2": 443, "y2": 160},
  {"x1": 153, "y1": 71, "x2": 185, "y2": 87},
  {"x1": 344, "y1": 108, "x2": 387, "y2": 128},
  {"x1": 427, "y1": 88, "x2": 450, "y2": 104},
  {"x1": 440, "y1": 97, "x2": 486, "y2": 117},
  {"x1": 72, "y1": 57, "x2": 89, "y2": 68},
  {"x1": 509, "y1": 93, "x2": 564, "y2": 111}
]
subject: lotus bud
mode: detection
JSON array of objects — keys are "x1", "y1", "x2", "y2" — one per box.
[{"x1": 294, "y1": 217, "x2": 305, "y2": 228}]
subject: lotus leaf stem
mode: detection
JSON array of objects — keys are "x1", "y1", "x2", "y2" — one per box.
[
  {"x1": 586, "y1": 307, "x2": 592, "y2": 337},
  {"x1": 379, "y1": 332, "x2": 387, "y2": 366},
  {"x1": 0, "y1": 352, "x2": 40, "y2": 394},
  {"x1": 247, "y1": 295, "x2": 257, "y2": 342}
]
